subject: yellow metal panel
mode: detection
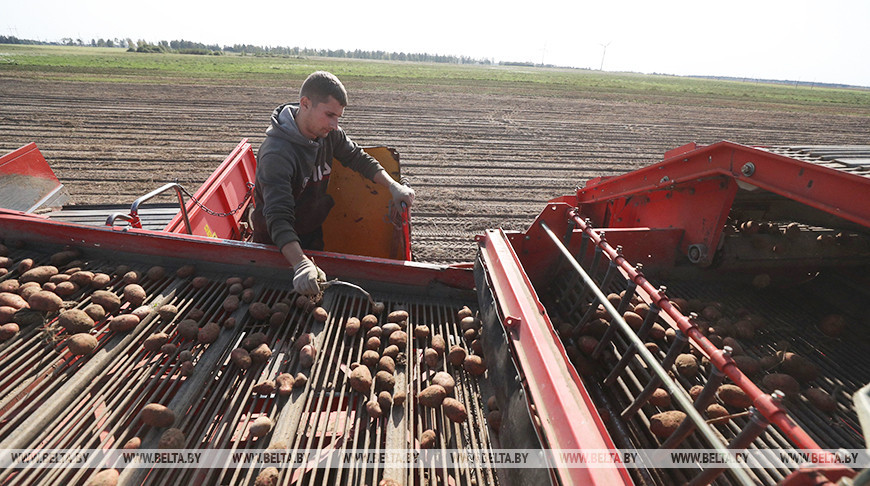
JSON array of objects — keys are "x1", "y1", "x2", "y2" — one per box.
[{"x1": 321, "y1": 147, "x2": 404, "y2": 259}]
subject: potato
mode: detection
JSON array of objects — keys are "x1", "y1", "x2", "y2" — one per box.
[
  {"x1": 20, "y1": 265, "x2": 59, "y2": 284},
  {"x1": 779, "y1": 352, "x2": 818, "y2": 383},
  {"x1": 255, "y1": 467, "x2": 279, "y2": 486},
  {"x1": 622, "y1": 311, "x2": 644, "y2": 330},
  {"x1": 366, "y1": 326, "x2": 383, "y2": 339},
  {"x1": 42, "y1": 282, "x2": 57, "y2": 292},
  {"x1": 250, "y1": 343, "x2": 273, "y2": 364},
  {"x1": 377, "y1": 356, "x2": 396, "y2": 374},
  {"x1": 443, "y1": 397, "x2": 468, "y2": 423},
  {"x1": 252, "y1": 380, "x2": 276, "y2": 395},
  {"x1": 58, "y1": 309, "x2": 95, "y2": 333},
  {"x1": 67, "y1": 333, "x2": 97, "y2": 355},
  {"x1": 197, "y1": 322, "x2": 221, "y2": 344},
  {"x1": 424, "y1": 348, "x2": 440, "y2": 367},
  {"x1": 388, "y1": 330, "x2": 407, "y2": 348},
  {"x1": 249, "y1": 302, "x2": 271, "y2": 321},
  {"x1": 0, "y1": 279, "x2": 19, "y2": 293},
  {"x1": 418, "y1": 384, "x2": 447, "y2": 407},
  {"x1": 457, "y1": 306, "x2": 473, "y2": 319},
  {"x1": 675, "y1": 353, "x2": 699, "y2": 378},
  {"x1": 222, "y1": 295, "x2": 240, "y2": 313},
  {"x1": 143, "y1": 332, "x2": 170, "y2": 352},
  {"x1": 733, "y1": 320, "x2": 755, "y2": 340},
  {"x1": 366, "y1": 336, "x2": 381, "y2": 351},
  {"x1": 241, "y1": 331, "x2": 268, "y2": 351},
  {"x1": 762, "y1": 373, "x2": 800, "y2": 398},
  {"x1": 27, "y1": 290, "x2": 63, "y2": 313},
  {"x1": 463, "y1": 355, "x2": 487, "y2": 376},
  {"x1": 804, "y1": 387, "x2": 837, "y2": 412},
  {"x1": 0, "y1": 323, "x2": 19, "y2": 341},
  {"x1": 158, "y1": 428, "x2": 185, "y2": 449},
  {"x1": 106, "y1": 313, "x2": 138, "y2": 333},
  {"x1": 732, "y1": 355, "x2": 760, "y2": 376},
  {"x1": 83, "y1": 303, "x2": 107, "y2": 322},
  {"x1": 84, "y1": 468, "x2": 119, "y2": 486},
  {"x1": 0, "y1": 292, "x2": 29, "y2": 310},
  {"x1": 361, "y1": 314, "x2": 378, "y2": 329},
  {"x1": 91, "y1": 273, "x2": 111, "y2": 289},
  {"x1": 387, "y1": 310, "x2": 408, "y2": 323},
  {"x1": 432, "y1": 371, "x2": 455, "y2": 395},
  {"x1": 448, "y1": 345, "x2": 467, "y2": 366},
  {"x1": 248, "y1": 415, "x2": 273, "y2": 437},
  {"x1": 268, "y1": 312, "x2": 286, "y2": 330},
  {"x1": 649, "y1": 410, "x2": 686, "y2": 438},
  {"x1": 228, "y1": 283, "x2": 243, "y2": 295},
  {"x1": 0, "y1": 306, "x2": 16, "y2": 325},
  {"x1": 393, "y1": 389, "x2": 407, "y2": 406},
  {"x1": 122, "y1": 271, "x2": 140, "y2": 285},
  {"x1": 230, "y1": 348, "x2": 252, "y2": 369},
  {"x1": 299, "y1": 344, "x2": 316, "y2": 368},
  {"x1": 68, "y1": 271, "x2": 94, "y2": 287},
  {"x1": 576, "y1": 335, "x2": 598, "y2": 356},
  {"x1": 649, "y1": 388, "x2": 670, "y2": 408},
  {"x1": 15, "y1": 259, "x2": 33, "y2": 274},
  {"x1": 344, "y1": 317, "x2": 361, "y2": 336},
  {"x1": 160, "y1": 343, "x2": 177, "y2": 355},
  {"x1": 294, "y1": 373, "x2": 308, "y2": 388},
  {"x1": 241, "y1": 288, "x2": 255, "y2": 304},
  {"x1": 222, "y1": 316, "x2": 237, "y2": 329},
  {"x1": 382, "y1": 345, "x2": 400, "y2": 359},
  {"x1": 361, "y1": 349, "x2": 380, "y2": 367},
  {"x1": 312, "y1": 307, "x2": 329, "y2": 323},
  {"x1": 178, "y1": 350, "x2": 193, "y2": 363},
  {"x1": 706, "y1": 403, "x2": 729, "y2": 419},
  {"x1": 187, "y1": 308, "x2": 205, "y2": 321},
  {"x1": 349, "y1": 365, "x2": 373, "y2": 394},
  {"x1": 366, "y1": 400, "x2": 383, "y2": 419},
  {"x1": 276, "y1": 373, "x2": 294, "y2": 396},
  {"x1": 191, "y1": 276, "x2": 210, "y2": 289},
  {"x1": 431, "y1": 334, "x2": 446, "y2": 355},
  {"x1": 176, "y1": 264, "x2": 196, "y2": 278},
  {"x1": 177, "y1": 319, "x2": 199, "y2": 340},
  {"x1": 818, "y1": 314, "x2": 846, "y2": 337},
  {"x1": 50, "y1": 249, "x2": 79, "y2": 266},
  {"x1": 158, "y1": 304, "x2": 178, "y2": 322},
  {"x1": 374, "y1": 370, "x2": 395, "y2": 393},
  {"x1": 420, "y1": 429, "x2": 437, "y2": 449},
  {"x1": 717, "y1": 384, "x2": 752, "y2": 409},
  {"x1": 91, "y1": 290, "x2": 121, "y2": 314},
  {"x1": 122, "y1": 437, "x2": 141, "y2": 450},
  {"x1": 141, "y1": 403, "x2": 175, "y2": 427},
  {"x1": 413, "y1": 324, "x2": 430, "y2": 340},
  {"x1": 463, "y1": 328, "x2": 478, "y2": 342}
]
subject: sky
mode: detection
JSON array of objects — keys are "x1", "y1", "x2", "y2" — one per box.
[{"x1": 3, "y1": 0, "x2": 869, "y2": 87}]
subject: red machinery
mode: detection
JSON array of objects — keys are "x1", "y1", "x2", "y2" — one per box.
[{"x1": 0, "y1": 140, "x2": 868, "y2": 486}]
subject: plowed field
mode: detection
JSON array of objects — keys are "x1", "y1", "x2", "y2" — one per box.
[{"x1": 1, "y1": 71, "x2": 868, "y2": 263}]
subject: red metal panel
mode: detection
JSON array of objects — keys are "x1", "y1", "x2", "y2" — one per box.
[
  {"x1": 478, "y1": 227, "x2": 633, "y2": 486},
  {"x1": 0, "y1": 143, "x2": 67, "y2": 212},
  {"x1": 164, "y1": 139, "x2": 256, "y2": 239}
]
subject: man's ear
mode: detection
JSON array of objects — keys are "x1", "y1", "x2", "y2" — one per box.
[{"x1": 299, "y1": 96, "x2": 311, "y2": 111}]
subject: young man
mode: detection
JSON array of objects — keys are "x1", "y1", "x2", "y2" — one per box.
[{"x1": 252, "y1": 71, "x2": 415, "y2": 295}]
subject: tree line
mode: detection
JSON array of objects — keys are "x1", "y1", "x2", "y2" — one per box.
[{"x1": 0, "y1": 35, "x2": 491, "y2": 64}]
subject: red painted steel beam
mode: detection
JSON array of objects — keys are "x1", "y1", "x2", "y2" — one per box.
[{"x1": 478, "y1": 228, "x2": 634, "y2": 486}]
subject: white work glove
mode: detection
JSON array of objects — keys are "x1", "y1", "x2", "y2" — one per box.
[
  {"x1": 389, "y1": 182, "x2": 415, "y2": 208},
  {"x1": 292, "y1": 258, "x2": 325, "y2": 295}
]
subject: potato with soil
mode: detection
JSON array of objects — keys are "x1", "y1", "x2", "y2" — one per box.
[
  {"x1": 312, "y1": 307, "x2": 329, "y2": 322},
  {"x1": 387, "y1": 310, "x2": 408, "y2": 323},
  {"x1": 804, "y1": 387, "x2": 837, "y2": 412},
  {"x1": 0, "y1": 323, "x2": 20, "y2": 341},
  {"x1": 779, "y1": 351, "x2": 818, "y2": 383},
  {"x1": 675, "y1": 353, "x2": 699, "y2": 378},
  {"x1": 68, "y1": 333, "x2": 98, "y2": 355},
  {"x1": 143, "y1": 332, "x2": 170, "y2": 352},
  {"x1": 84, "y1": 468, "x2": 119, "y2": 486},
  {"x1": 248, "y1": 302, "x2": 271, "y2": 321},
  {"x1": 197, "y1": 322, "x2": 221, "y2": 344},
  {"x1": 717, "y1": 384, "x2": 752, "y2": 409},
  {"x1": 276, "y1": 373, "x2": 294, "y2": 395},
  {"x1": 345, "y1": 317, "x2": 361, "y2": 336},
  {"x1": 158, "y1": 428, "x2": 185, "y2": 449},
  {"x1": 443, "y1": 397, "x2": 468, "y2": 423},
  {"x1": 123, "y1": 284, "x2": 147, "y2": 307},
  {"x1": 374, "y1": 370, "x2": 396, "y2": 393},
  {"x1": 91, "y1": 290, "x2": 121, "y2": 314},
  {"x1": 84, "y1": 303, "x2": 107, "y2": 322},
  {"x1": 20, "y1": 265, "x2": 58, "y2": 284},
  {"x1": 762, "y1": 373, "x2": 801, "y2": 398},
  {"x1": 418, "y1": 384, "x2": 447, "y2": 407},
  {"x1": 249, "y1": 416, "x2": 273, "y2": 438},
  {"x1": 177, "y1": 319, "x2": 199, "y2": 340},
  {"x1": 28, "y1": 290, "x2": 63, "y2": 313},
  {"x1": 250, "y1": 343, "x2": 272, "y2": 364},
  {"x1": 255, "y1": 467, "x2": 279, "y2": 486},
  {"x1": 57, "y1": 309, "x2": 95, "y2": 333},
  {"x1": 109, "y1": 314, "x2": 139, "y2": 332},
  {"x1": 349, "y1": 365, "x2": 373, "y2": 394},
  {"x1": 420, "y1": 429, "x2": 437, "y2": 449},
  {"x1": 448, "y1": 345, "x2": 467, "y2": 366},
  {"x1": 140, "y1": 403, "x2": 175, "y2": 427},
  {"x1": 230, "y1": 348, "x2": 252, "y2": 369},
  {"x1": 299, "y1": 344, "x2": 316, "y2": 368},
  {"x1": 432, "y1": 371, "x2": 455, "y2": 395},
  {"x1": 463, "y1": 354, "x2": 487, "y2": 376},
  {"x1": 649, "y1": 410, "x2": 686, "y2": 439}
]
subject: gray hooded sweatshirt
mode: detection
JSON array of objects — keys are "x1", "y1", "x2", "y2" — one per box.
[{"x1": 252, "y1": 103, "x2": 383, "y2": 250}]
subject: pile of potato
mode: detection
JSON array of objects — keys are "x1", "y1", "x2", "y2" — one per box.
[{"x1": 552, "y1": 287, "x2": 845, "y2": 442}]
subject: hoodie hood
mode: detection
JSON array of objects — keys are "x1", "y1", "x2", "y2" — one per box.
[{"x1": 265, "y1": 103, "x2": 322, "y2": 149}]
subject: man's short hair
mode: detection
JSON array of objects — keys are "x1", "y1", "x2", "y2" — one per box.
[{"x1": 300, "y1": 71, "x2": 348, "y2": 107}]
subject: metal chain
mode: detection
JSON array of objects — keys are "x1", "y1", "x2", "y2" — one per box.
[{"x1": 177, "y1": 182, "x2": 255, "y2": 218}]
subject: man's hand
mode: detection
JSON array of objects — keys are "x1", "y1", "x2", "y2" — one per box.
[
  {"x1": 292, "y1": 258, "x2": 326, "y2": 295},
  {"x1": 389, "y1": 182, "x2": 415, "y2": 208}
]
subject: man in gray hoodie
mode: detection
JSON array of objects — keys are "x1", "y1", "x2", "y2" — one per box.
[{"x1": 252, "y1": 71, "x2": 415, "y2": 295}]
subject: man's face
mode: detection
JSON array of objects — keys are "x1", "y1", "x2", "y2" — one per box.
[{"x1": 298, "y1": 95, "x2": 344, "y2": 140}]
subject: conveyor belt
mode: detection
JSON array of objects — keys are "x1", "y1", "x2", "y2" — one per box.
[
  {"x1": 762, "y1": 145, "x2": 870, "y2": 178},
  {"x1": 0, "y1": 243, "x2": 504, "y2": 486}
]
